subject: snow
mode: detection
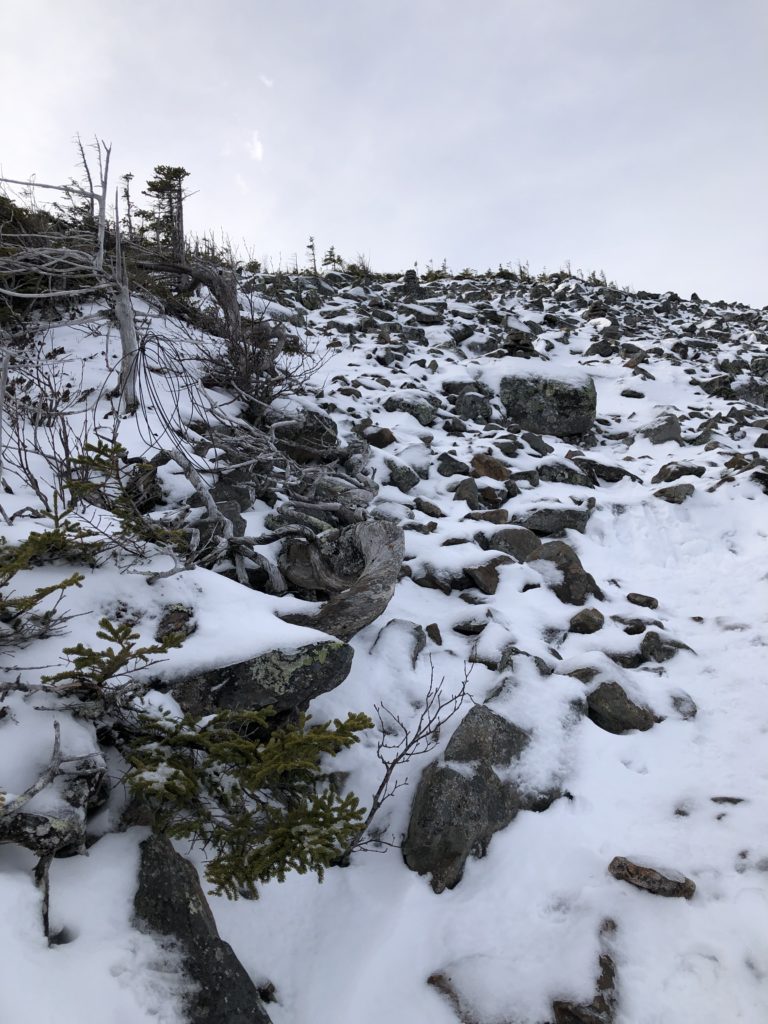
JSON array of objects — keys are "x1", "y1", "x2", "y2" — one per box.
[{"x1": 2, "y1": 270, "x2": 768, "y2": 1023}]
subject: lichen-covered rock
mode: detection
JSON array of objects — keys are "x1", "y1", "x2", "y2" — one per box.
[
  {"x1": 499, "y1": 372, "x2": 596, "y2": 437},
  {"x1": 171, "y1": 639, "x2": 354, "y2": 717},
  {"x1": 134, "y1": 834, "x2": 272, "y2": 1024}
]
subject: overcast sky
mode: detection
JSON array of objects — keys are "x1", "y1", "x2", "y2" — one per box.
[{"x1": 1, "y1": 0, "x2": 766, "y2": 305}]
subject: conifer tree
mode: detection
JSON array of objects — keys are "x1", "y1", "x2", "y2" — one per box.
[{"x1": 139, "y1": 165, "x2": 190, "y2": 259}]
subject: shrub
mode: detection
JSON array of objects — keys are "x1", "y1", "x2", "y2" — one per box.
[{"x1": 126, "y1": 707, "x2": 373, "y2": 898}]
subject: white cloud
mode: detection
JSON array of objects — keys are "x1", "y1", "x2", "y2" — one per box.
[
  {"x1": 259, "y1": 73, "x2": 275, "y2": 88},
  {"x1": 245, "y1": 130, "x2": 264, "y2": 162},
  {"x1": 234, "y1": 173, "x2": 249, "y2": 195}
]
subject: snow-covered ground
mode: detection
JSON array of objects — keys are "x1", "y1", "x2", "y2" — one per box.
[{"x1": 1, "y1": 271, "x2": 767, "y2": 1023}]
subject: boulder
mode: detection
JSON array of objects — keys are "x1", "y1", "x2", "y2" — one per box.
[
  {"x1": 499, "y1": 372, "x2": 596, "y2": 437},
  {"x1": 437, "y1": 452, "x2": 472, "y2": 477},
  {"x1": 134, "y1": 835, "x2": 272, "y2": 1024},
  {"x1": 455, "y1": 390, "x2": 493, "y2": 423},
  {"x1": 525, "y1": 541, "x2": 603, "y2": 605},
  {"x1": 403, "y1": 706, "x2": 539, "y2": 892},
  {"x1": 481, "y1": 525, "x2": 541, "y2": 561},
  {"x1": 638, "y1": 412, "x2": 682, "y2": 445},
  {"x1": 553, "y1": 949, "x2": 617, "y2": 1024},
  {"x1": 171, "y1": 639, "x2": 354, "y2": 717},
  {"x1": 569, "y1": 608, "x2": 605, "y2": 634},
  {"x1": 385, "y1": 458, "x2": 420, "y2": 493},
  {"x1": 654, "y1": 483, "x2": 695, "y2": 504},
  {"x1": 511, "y1": 505, "x2": 593, "y2": 536},
  {"x1": 586, "y1": 682, "x2": 655, "y2": 734},
  {"x1": 383, "y1": 393, "x2": 439, "y2": 426},
  {"x1": 650, "y1": 462, "x2": 706, "y2": 485}
]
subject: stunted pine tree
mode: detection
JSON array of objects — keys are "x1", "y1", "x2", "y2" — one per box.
[{"x1": 138, "y1": 165, "x2": 190, "y2": 259}]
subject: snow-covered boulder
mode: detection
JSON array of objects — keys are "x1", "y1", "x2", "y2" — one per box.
[
  {"x1": 496, "y1": 368, "x2": 596, "y2": 437},
  {"x1": 134, "y1": 835, "x2": 273, "y2": 1024}
]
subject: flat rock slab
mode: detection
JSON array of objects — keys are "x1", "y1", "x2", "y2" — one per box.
[{"x1": 608, "y1": 856, "x2": 695, "y2": 899}]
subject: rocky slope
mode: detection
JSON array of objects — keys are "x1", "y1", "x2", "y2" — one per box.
[{"x1": 1, "y1": 265, "x2": 767, "y2": 1024}]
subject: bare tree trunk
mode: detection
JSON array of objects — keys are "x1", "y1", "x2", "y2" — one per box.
[
  {"x1": 93, "y1": 140, "x2": 111, "y2": 272},
  {"x1": 113, "y1": 200, "x2": 139, "y2": 414}
]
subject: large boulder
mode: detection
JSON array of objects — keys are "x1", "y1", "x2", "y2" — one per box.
[
  {"x1": 170, "y1": 639, "x2": 354, "y2": 717},
  {"x1": 134, "y1": 834, "x2": 272, "y2": 1024},
  {"x1": 282, "y1": 521, "x2": 404, "y2": 641},
  {"x1": 499, "y1": 372, "x2": 596, "y2": 437},
  {"x1": 403, "y1": 706, "x2": 545, "y2": 892}
]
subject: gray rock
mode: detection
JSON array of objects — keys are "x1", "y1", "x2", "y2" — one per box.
[
  {"x1": 454, "y1": 390, "x2": 493, "y2": 423},
  {"x1": 626, "y1": 592, "x2": 658, "y2": 610},
  {"x1": 526, "y1": 541, "x2": 603, "y2": 605},
  {"x1": 511, "y1": 505, "x2": 593, "y2": 536},
  {"x1": 452, "y1": 477, "x2": 481, "y2": 509},
  {"x1": 639, "y1": 412, "x2": 682, "y2": 445},
  {"x1": 369, "y1": 618, "x2": 426, "y2": 669},
  {"x1": 553, "y1": 949, "x2": 617, "y2": 1024},
  {"x1": 608, "y1": 856, "x2": 695, "y2": 899},
  {"x1": 437, "y1": 452, "x2": 471, "y2": 477},
  {"x1": 444, "y1": 705, "x2": 530, "y2": 765},
  {"x1": 134, "y1": 835, "x2": 272, "y2": 1024},
  {"x1": 586, "y1": 682, "x2": 655, "y2": 734},
  {"x1": 521, "y1": 431, "x2": 555, "y2": 456},
  {"x1": 385, "y1": 458, "x2": 420, "y2": 493},
  {"x1": 654, "y1": 483, "x2": 695, "y2": 503},
  {"x1": 569, "y1": 608, "x2": 605, "y2": 634},
  {"x1": 171, "y1": 639, "x2": 354, "y2": 717},
  {"x1": 671, "y1": 691, "x2": 698, "y2": 720},
  {"x1": 651, "y1": 462, "x2": 706, "y2": 485},
  {"x1": 482, "y1": 525, "x2": 542, "y2": 561},
  {"x1": 383, "y1": 393, "x2": 439, "y2": 426},
  {"x1": 537, "y1": 460, "x2": 594, "y2": 488},
  {"x1": 640, "y1": 630, "x2": 693, "y2": 663},
  {"x1": 499, "y1": 372, "x2": 596, "y2": 437},
  {"x1": 402, "y1": 706, "x2": 533, "y2": 892},
  {"x1": 402, "y1": 762, "x2": 517, "y2": 893}
]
